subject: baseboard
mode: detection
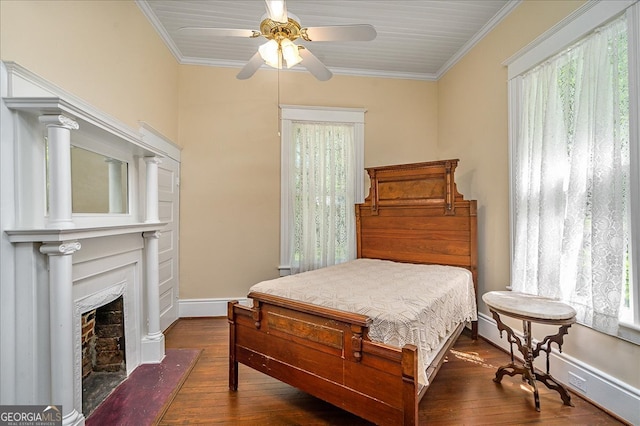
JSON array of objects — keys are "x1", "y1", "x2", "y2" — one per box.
[
  {"x1": 478, "y1": 312, "x2": 640, "y2": 425},
  {"x1": 178, "y1": 297, "x2": 251, "y2": 318}
]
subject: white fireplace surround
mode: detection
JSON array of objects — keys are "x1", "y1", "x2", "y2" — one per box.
[
  {"x1": 72, "y1": 239, "x2": 140, "y2": 413},
  {"x1": 0, "y1": 62, "x2": 180, "y2": 426}
]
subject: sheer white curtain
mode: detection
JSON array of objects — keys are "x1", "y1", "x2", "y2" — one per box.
[
  {"x1": 289, "y1": 121, "x2": 356, "y2": 273},
  {"x1": 512, "y1": 16, "x2": 629, "y2": 334}
]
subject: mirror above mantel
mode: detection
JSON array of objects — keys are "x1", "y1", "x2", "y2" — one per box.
[
  {"x1": 68, "y1": 145, "x2": 128, "y2": 214},
  {"x1": 4, "y1": 95, "x2": 161, "y2": 228}
]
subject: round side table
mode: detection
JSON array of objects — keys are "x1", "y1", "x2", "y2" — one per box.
[{"x1": 482, "y1": 290, "x2": 577, "y2": 411}]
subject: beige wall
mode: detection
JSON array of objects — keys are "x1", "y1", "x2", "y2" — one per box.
[
  {"x1": 438, "y1": 0, "x2": 639, "y2": 389},
  {"x1": 178, "y1": 65, "x2": 438, "y2": 298},
  {"x1": 0, "y1": 0, "x2": 179, "y2": 141},
  {"x1": 1, "y1": 0, "x2": 637, "y2": 394}
]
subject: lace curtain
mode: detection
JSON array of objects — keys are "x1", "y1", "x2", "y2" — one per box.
[
  {"x1": 512, "y1": 16, "x2": 629, "y2": 335},
  {"x1": 289, "y1": 121, "x2": 356, "y2": 274}
]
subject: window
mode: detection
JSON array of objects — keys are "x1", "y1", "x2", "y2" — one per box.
[
  {"x1": 279, "y1": 106, "x2": 365, "y2": 275},
  {"x1": 507, "y1": 1, "x2": 640, "y2": 342}
]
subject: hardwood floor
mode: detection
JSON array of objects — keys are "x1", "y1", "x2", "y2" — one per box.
[{"x1": 160, "y1": 317, "x2": 625, "y2": 425}]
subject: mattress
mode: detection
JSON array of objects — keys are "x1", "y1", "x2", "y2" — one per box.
[{"x1": 249, "y1": 258, "x2": 478, "y2": 385}]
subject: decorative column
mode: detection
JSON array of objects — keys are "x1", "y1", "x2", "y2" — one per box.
[
  {"x1": 40, "y1": 241, "x2": 84, "y2": 426},
  {"x1": 144, "y1": 157, "x2": 161, "y2": 223},
  {"x1": 39, "y1": 115, "x2": 79, "y2": 229},
  {"x1": 142, "y1": 230, "x2": 164, "y2": 363},
  {"x1": 141, "y1": 156, "x2": 164, "y2": 362},
  {"x1": 106, "y1": 158, "x2": 124, "y2": 213}
]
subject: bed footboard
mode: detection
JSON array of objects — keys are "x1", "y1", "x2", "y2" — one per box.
[{"x1": 228, "y1": 295, "x2": 421, "y2": 425}]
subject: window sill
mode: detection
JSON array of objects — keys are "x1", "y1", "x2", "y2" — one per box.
[
  {"x1": 278, "y1": 265, "x2": 291, "y2": 277},
  {"x1": 618, "y1": 321, "x2": 640, "y2": 345}
]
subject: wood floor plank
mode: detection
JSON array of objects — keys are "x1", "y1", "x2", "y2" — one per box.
[{"x1": 160, "y1": 317, "x2": 626, "y2": 425}]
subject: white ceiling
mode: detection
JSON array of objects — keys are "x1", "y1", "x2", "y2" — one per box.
[{"x1": 137, "y1": 0, "x2": 520, "y2": 81}]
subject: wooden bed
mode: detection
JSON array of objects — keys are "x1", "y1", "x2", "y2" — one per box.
[{"x1": 228, "y1": 159, "x2": 478, "y2": 425}]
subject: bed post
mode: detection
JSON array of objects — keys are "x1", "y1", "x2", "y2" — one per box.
[
  {"x1": 402, "y1": 344, "x2": 419, "y2": 426},
  {"x1": 470, "y1": 199, "x2": 479, "y2": 340},
  {"x1": 368, "y1": 168, "x2": 379, "y2": 215},
  {"x1": 355, "y1": 205, "x2": 362, "y2": 258},
  {"x1": 228, "y1": 301, "x2": 239, "y2": 391}
]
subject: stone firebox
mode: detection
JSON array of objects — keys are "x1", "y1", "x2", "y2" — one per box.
[
  {"x1": 82, "y1": 297, "x2": 126, "y2": 381},
  {"x1": 81, "y1": 296, "x2": 126, "y2": 416}
]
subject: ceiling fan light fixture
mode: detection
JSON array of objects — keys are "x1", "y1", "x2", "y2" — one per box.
[
  {"x1": 184, "y1": 0, "x2": 375, "y2": 81},
  {"x1": 258, "y1": 39, "x2": 280, "y2": 68},
  {"x1": 281, "y1": 39, "x2": 303, "y2": 68}
]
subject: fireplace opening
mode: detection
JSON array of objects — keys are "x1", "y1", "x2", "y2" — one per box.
[{"x1": 81, "y1": 296, "x2": 126, "y2": 417}]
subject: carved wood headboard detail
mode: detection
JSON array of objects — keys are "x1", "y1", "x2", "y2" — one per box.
[
  {"x1": 364, "y1": 159, "x2": 463, "y2": 215},
  {"x1": 355, "y1": 159, "x2": 478, "y2": 292}
]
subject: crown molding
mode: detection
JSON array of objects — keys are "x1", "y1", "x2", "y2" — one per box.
[
  {"x1": 135, "y1": 0, "x2": 183, "y2": 62},
  {"x1": 329, "y1": 66, "x2": 438, "y2": 81},
  {"x1": 436, "y1": 0, "x2": 523, "y2": 79},
  {"x1": 178, "y1": 56, "x2": 439, "y2": 81}
]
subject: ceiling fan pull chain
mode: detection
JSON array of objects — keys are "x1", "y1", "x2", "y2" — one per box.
[{"x1": 277, "y1": 50, "x2": 282, "y2": 137}]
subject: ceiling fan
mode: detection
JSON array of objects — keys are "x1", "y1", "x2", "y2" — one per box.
[{"x1": 178, "y1": 0, "x2": 377, "y2": 81}]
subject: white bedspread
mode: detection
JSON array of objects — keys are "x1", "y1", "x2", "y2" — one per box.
[{"x1": 249, "y1": 258, "x2": 477, "y2": 385}]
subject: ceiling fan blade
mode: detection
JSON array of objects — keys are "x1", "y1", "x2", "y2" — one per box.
[
  {"x1": 298, "y1": 48, "x2": 332, "y2": 81},
  {"x1": 303, "y1": 24, "x2": 377, "y2": 42},
  {"x1": 236, "y1": 52, "x2": 265, "y2": 80},
  {"x1": 178, "y1": 27, "x2": 260, "y2": 38},
  {"x1": 264, "y1": 0, "x2": 288, "y2": 24}
]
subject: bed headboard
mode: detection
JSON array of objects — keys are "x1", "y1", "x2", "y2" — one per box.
[{"x1": 356, "y1": 159, "x2": 478, "y2": 289}]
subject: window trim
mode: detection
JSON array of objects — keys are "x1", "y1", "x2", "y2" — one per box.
[
  {"x1": 278, "y1": 105, "x2": 366, "y2": 276},
  {"x1": 506, "y1": 0, "x2": 640, "y2": 344},
  {"x1": 504, "y1": 0, "x2": 636, "y2": 79}
]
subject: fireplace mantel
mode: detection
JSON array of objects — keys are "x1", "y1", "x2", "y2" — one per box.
[
  {"x1": 5, "y1": 222, "x2": 166, "y2": 243},
  {"x1": 1, "y1": 62, "x2": 174, "y2": 426}
]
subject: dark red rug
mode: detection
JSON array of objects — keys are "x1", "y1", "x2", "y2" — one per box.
[{"x1": 86, "y1": 348, "x2": 201, "y2": 426}]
